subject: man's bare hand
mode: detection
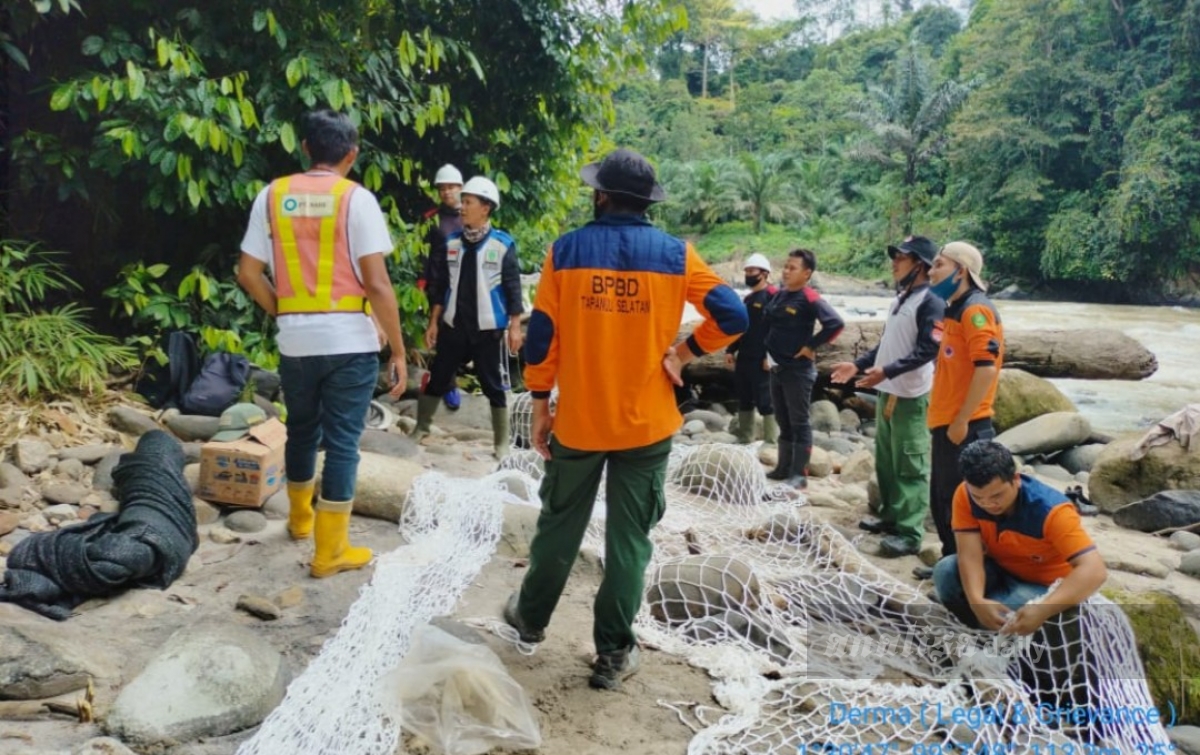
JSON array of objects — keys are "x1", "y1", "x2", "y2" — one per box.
[
  {"x1": 531, "y1": 400, "x2": 554, "y2": 460},
  {"x1": 1000, "y1": 604, "x2": 1050, "y2": 636},
  {"x1": 387, "y1": 354, "x2": 408, "y2": 399},
  {"x1": 948, "y1": 417, "x2": 969, "y2": 445},
  {"x1": 829, "y1": 362, "x2": 857, "y2": 384},
  {"x1": 425, "y1": 322, "x2": 438, "y2": 350},
  {"x1": 855, "y1": 366, "x2": 885, "y2": 389},
  {"x1": 970, "y1": 599, "x2": 1012, "y2": 631},
  {"x1": 724, "y1": 353, "x2": 734, "y2": 367},
  {"x1": 663, "y1": 346, "x2": 685, "y2": 387},
  {"x1": 506, "y1": 321, "x2": 524, "y2": 354}
]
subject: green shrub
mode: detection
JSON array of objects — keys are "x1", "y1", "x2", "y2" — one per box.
[{"x1": 0, "y1": 239, "x2": 136, "y2": 399}]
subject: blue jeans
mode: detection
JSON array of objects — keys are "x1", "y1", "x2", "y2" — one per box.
[
  {"x1": 933, "y1": 555, "x2": 1048, "y2": 629},
  {"x1": 279, "y1": 352, "x2": 378, "y2": 502}
]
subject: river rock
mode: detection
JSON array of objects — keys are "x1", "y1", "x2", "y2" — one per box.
[
  {"x1": 164, "y1": 414, "x2": 220, "y2": 442},
  {"x1": 54, "y1": 457, "x2": 86, "y2": 481},
  {"x1": 43, "y1": 504, "x2": 79, "y2": 524},
  {"x1": 0, "y1": 511, "x2": 18, "y2": 536},
  {"x1": 359, "y1": 428, "x2": 417, "y2": 458},
  {"x1": 995, "y1": 412, "x2": 1092, "y2": 456},
  {"x1": 235, "y1": 594, "x2": 281, "y2": 621},
  {"x1": 811, "y1": 401, "x2": 840, "y2": 433},
  {"x1": 1056, "y1": 443, "x2": 1106, "y2": 474},
  {"x1": 840, "y1": 449, "x2": 875, "y2": 485},
  {"x1": 498, "y1": 503, "x2": 541, "y2": 558},
  {"x1": 1112, "y1": 491, "x2": 1200, "y2": 533},
  {"x1": 82, "y1": 490, "x2": 119, "y2": 515},
  {"x1": 839, "y1": 409, "x2": 861, "y2": 432},
  {"x1": 684, "y1": 409, "x2": 728, "y2": 433},
  {"x1": 991, "y1": 369, "x2": 1077, "y2": 433},
  {"x1": 813, "y1": 433, "x2": 857, "y2": 456},
  {"x1": 11, "y1": 439, "x2": 53, "y2": 474},
  {"x1": 646, "y1": 555, "x2": 761, "y2": 624},
  {"x1": 58, "y1": 443, "x2": 115, "y2": 464},
  {"x1": 352, "y1": 453, "x2": 425, "y2": 522},
  {"x1": 1170, "y1": 725, "x2": 1200, "y2": 755},
  {"x1": 808, "y1": 446, "x2": 833, "y2": 478},
  {"x1": 675, "y1": 444, "x2": 763, "y2": 502},
  {"x1": 1180, "y1": 552, "x2": 1200, "y2": 579},
  {"x1": 830, "y1": 485, "x2": 869, "y2": 508},
  {"x1": 193, "y1": 498, "x2": 220, "y2": 526},
  {"x1": 682, "y1": 419, "x2": 707, "y2": 435},
  {"x1": 41, "y1": 482, "x2": 89, "y2": 506},
  {"x1": 0, "y1": 463, "x2": 30, "y2": 490},
  {"x1": 104, "y1": 623, "x2": 288, "y2": 747},
  {"x1": 224, "y1": 509, "x2": 267, "y2": 533},
  {"x1": 72, "y1": 738, "x2": 138, "y2": 755},
  {"x1": 1170, "y1": 531, "x2": 1200, "y2": 552},
  {"x1": 92, "y1": 450, "x2": 126, "y2": 494},
  {"x1": 107, "y1": 406, "x2": 160, "y2": 437},
  {"x1": 1090, "y1": 438, "x2": 1200, "y2": 513},
  {"x1": 0, "y1": 625, "x2": 97, "y2": 699},
  {"x1": 1031, "y1": 464, "x2": 1074, "y2": 483},
  {"x1": 708, "y1": 431, "x2": 739, "y2": 444}
]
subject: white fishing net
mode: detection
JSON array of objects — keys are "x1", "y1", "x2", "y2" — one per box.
[
  {"x1": 235, "y1": 471, "x2": 511, "y2": 755},
  {"x1": 504, "y1": 439, "x2": 1173, "y2": 755},
  {"x1": 240, "y1": 410, "x2": 1170, "y2": 755}
]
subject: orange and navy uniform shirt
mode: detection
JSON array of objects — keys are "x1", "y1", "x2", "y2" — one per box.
[
  {"x1": 523, "y1": 214, "x2": 748, "y2": 452},
  {"x1": 951, "y1": 474, "x2": 1097, "y2": 585},
  {"x1": 927, "y1": 289, "x2": 1004, "y2": 428}
]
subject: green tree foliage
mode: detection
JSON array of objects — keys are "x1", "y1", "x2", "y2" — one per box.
[
  {"x1": 732, "y1": 153, "x2": 797, "y2": 235},
  {"x1": 0, "y1": 240, "x2": 136, "y2": 399},
  {"x1": 850, "y1": 40, "x2": 973, "y2": 234},
  {"x1": 4, "y1": 0, "x2": 682, "y2": 315}
]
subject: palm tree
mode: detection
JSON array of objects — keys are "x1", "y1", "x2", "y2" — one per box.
[
  {"x1": 732, "y1": 153, "x2": 797, "y2": 235},
  {"x1": 662, "y1": 160, "x2": 737, "y2": 234},
  {"x1": 851, "y1": 40, "x2": 974, "y2": 233}
]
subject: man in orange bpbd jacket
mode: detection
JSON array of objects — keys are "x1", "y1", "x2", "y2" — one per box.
[
  {"x1": 502, "y1": 148, "x2": 748, "y2": 691},
  {"x1": 237, "y1": 109, "x2": 406, "y2": 579}
]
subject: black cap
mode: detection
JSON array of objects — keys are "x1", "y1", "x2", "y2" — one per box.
[
  {"x1": 580, "y1": 148, "x2": 667, "y2": 203},
  {"x1": 887, "y1": 235, "x2": 938, "y2": 266}
]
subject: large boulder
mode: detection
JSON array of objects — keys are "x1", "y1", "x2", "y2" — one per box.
[
  {"x1": 0, "y1": 624, "x2": 102, "y2": 700},
  {"x1": 104, "y1": 623, "x2": 288, "y2": 747},
  {"x1": 1112, "y1": 491, "x2": 1200, "y2": 533},
  {"x1": 674, "y1": 444, "x2": 764, "y2": 504},
  {"x1": 1090, "y1": 438, "x2": 1200, "y2": 513},
  {"x1": 1105, "y1": 590, "x2": 1200, "y2": 726},
  {"x1": 352, "y1": 453, "x2": 427, "y2": 522},
  {"x1": 646, "y1": 555, "x2": 761, "y2": 624},
  {"x1": 992, "y1": 369, "x2": 1077, "y2": 433},
  {"x1": 810, "y1": 401, "x2": 841, "y2": 433},
  {"x1": 1056, "y1": 443, "x2": 1106, "y2": 474},
  {"x1": 995, "y1": 412, "x2": 1092, "y2": 456}
]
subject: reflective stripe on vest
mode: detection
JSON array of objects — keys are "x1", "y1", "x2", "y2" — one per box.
[
  {"x1": 268, "y1": 173, "x2": 368, "y2": 315},
  {"x1": 443, "y1": 232, "x2": 510, "y2": 330}
]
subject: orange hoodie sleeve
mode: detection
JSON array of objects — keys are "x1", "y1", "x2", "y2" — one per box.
[
  {"x1": 523, "y1": 245, "x2": 559, "y2": 398},
  {"x1": 682, "y1": 244, "x2": 748, "y2": 356}
]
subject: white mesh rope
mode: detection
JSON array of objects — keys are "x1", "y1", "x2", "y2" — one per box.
[
  {"x1": 235, "y1": 471, "x2": 511, "y2": 755},
  {"x1": 240, "y1": 406, "x2": 1169, "y2": 754},
  {"x1": 506, "y1": 438, "x2": 1171, "y2": 755}
]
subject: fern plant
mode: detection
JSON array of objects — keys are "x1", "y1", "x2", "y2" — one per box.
[{"x1": 0, "y1": 239, "x2": 136, "y2": 398}]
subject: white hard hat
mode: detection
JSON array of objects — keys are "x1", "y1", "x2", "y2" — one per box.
[
  {"x1": 461, "y1": 176, "x2": 501, "y2": 209},
  {"x1": 744, "y1": 253, "x2": 771, "y2": 274},
  {"x1": 434, "y1": 164, "x2": 463, "y2": 186}
]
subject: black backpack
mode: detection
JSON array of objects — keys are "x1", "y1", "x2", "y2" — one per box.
[
  {"x1": 134, "y1": 331, "x2": 201, "y2": 410},
  {"x1": 180, "y1": 352, "x2": 252, "y2": 416}
]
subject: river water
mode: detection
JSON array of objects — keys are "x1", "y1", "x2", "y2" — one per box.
[{"x1": 826, "y1": 295, "x2": 1200, "y2": 437}]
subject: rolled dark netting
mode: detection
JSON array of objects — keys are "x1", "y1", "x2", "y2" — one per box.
[{"x1": 0, "y1": 430, "x2": 199, "y2": 620}]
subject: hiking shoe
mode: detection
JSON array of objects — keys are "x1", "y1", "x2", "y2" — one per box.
[
  {"x1": 858, "y1": 516, "x2": 897, "y2": 535},
  {"x1": 444, "y1": 386, "x2": 461, "y2": 411},
  {"x1": 912, "y1": 565, "x2": 934, "y2": 580},
  {"x1": 878, "y1": 535, "x2": 921, "y2": 558},
  {"x1": 589, "y1": 645, "x2": 640, "y2": 691},
  {"x1": 503, "y1": 592, "x2": 544, "y2": 644}
]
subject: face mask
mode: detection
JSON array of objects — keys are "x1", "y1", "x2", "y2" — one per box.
[
  {"x1": 896, "y1": 267, "x2": 919, "y2": 291},
  {"x1": 744, "y1": 274, "x2": 763, "y2": 287},
  {"x1": 929, "y1": 270, "x2": 961, "y2": 301}
]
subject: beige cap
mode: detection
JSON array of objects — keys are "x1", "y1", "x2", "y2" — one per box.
[{"x1": 938, "y1": 241, "x2": 987, "y2": 292}]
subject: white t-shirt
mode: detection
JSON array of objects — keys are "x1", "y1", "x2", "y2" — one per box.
[{"x1": 240, "y1": 173, "x2": 394, "y2": 357}]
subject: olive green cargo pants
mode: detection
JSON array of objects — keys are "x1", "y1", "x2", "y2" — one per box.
[
  {"x1": 516, "y1": 436, "x2": 671, "y2": 654},
  {"x1": 874, "y1": 392, "x2": 931, "y2": 548}
]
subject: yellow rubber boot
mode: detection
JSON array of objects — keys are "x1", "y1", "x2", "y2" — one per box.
[
  {"x1": 286, "y1": 479, "x2": 316, "y2": 540},
  {"x1": 310, "y1": 498, "x2": 373, "y2": 578}
]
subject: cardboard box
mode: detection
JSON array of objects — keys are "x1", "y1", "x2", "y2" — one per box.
[{"x1": 198, "y1": 418, "x2": 287, "y2": 507}]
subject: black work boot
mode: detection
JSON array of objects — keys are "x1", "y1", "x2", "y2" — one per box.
[
  {"x1": 766, "y1": 440, "x2": 793, "y2": 480},
  {"x1": 503, "y1": 592, "x2": 545, "y2": 644},
  {"x1": 786, "y1": 443, "x2": 810, "y2": 489},
  {"x1": 589, "y1": 645, "x2": 641, "y2": 691}
]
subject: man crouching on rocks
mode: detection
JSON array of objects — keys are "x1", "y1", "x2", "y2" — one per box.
[{"x1": 934, "y1": 440, "x2": 1107, "y2": 635}]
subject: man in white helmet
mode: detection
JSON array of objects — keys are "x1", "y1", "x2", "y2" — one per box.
[
  {"x1": 419, "y1": 164, "x2": 466, "y2": 411},
  {"x1": 724, "y1": 253, "x2": 778, "y2": 444},
  {"x1": 414, "y1": 176, "x2": 525, "y2": 457}
]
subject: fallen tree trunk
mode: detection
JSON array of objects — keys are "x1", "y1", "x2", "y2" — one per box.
[{"x1": 681, "y1": 321, "x2": 1158, "y2": 386}]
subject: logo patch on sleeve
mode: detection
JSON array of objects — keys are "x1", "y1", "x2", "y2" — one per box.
[{"x1": 971, "y1": 312, "x2": 988, "y2": 328}]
